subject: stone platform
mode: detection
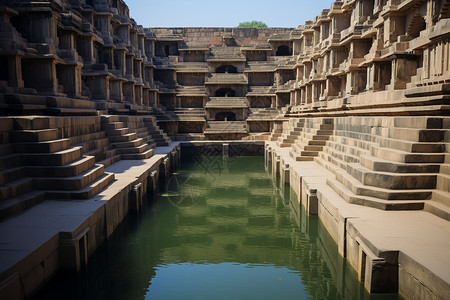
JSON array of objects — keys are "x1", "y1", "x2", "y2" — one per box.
[
  {"x1": 0, "y1": 143, "x2": 181, "y2": 300},
  {"x1": 266, "y1": 141, "x2": 450, "y2": 300}
]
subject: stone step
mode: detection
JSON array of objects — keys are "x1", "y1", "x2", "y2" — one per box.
[
  {"x1": 11, "y1": 129, "x2": 59, "y2": 143},
  {"x1": 0, "y1": 190, "x2": 46, "y2": 222},
  {"x1": 21, "y1": 146, "x2": 82, "y2": 166},
  {"x1": 326, "y1": 177, "x2": 425, "y2": 211},
  {"x1": 101, "y1": 122, "x2": 124, "y2": 130},
  {"x1": 378, "y1": 137, "x2": 445, "y2": 153},
  {"x1": 105, "y1": 128, "x2": 130, "y2": 136},
  {"x1": 47, "y1": 107, "x2": 99, "y2": 116},
  {"x1": 69, "y1": 131, "x2": 106, "y2": 147},
  {"x1": 26, "y1": 155, "x2": 96, "y2": 178},
  {"x1": 296, "y1": 156, "x2": 315, "y2": 161},
  {"x1": 319, "y1": 124, "x2": 334, "y2": 130},
  {"x1": 108, "y1": 133, "x2": 137, "y2": 142},
  {"x1": 13, "y1": 116, "x2": 52, "y2": 130},
  {"x1": 101, "y1": 115, "x2": 120, "y2": 123},
  {"x1": 431, "y1": 190, "x2": 450, "y2": 207},
  {"x1": 0, "y1": 166, "x2": 24, "y2": 186},
  {"x1": 301, "y1": 150, "x2": 319, "y2": 157},
  {"x1": 78, "y1": 137, "x2": 110, "y2": 154},
  {"x1": 0, "y1": 177, "x2": 33, "y2": 200},
  {"x1": 360, "y1": 155, "x2": 440, "y2": 173},
  {"x1": 0, "y1": 143, "x2": 12, "y2": 156},
  {"x1": 98, "y1": 155, "x2": 122, "y2": 168},
  {"x1": 34, "y1": 164, "x2": 105, "y2": 191},
  {"x1": 156, "y1": 140, "x2": 171, "y2": 147},
  {"x1": 309, "y1": 140, "x2": 327, "y2": 146},
  {"x1": 346, "y1": 163, "x2": 437, "y2": 190},
  {"x1": 423, "y1": 199, "x2": 450, "y2": 221},
  {"x1": 436, "y1": 173, "x2": 450, "y2": 193},
  {"x1": 112, "y1": 138, "x2": 145, "y2": 149},
  {"x1": 0, "y1": 154, "x2": 20, "y2": 170},
  {"x1": 121, "y1": 148, "x2": 154, "y2": 160},
  {"x1": 388, "y1": 128, "x2": 445, "y2": 142},
  {"x1": 312, "y1": 135, "x2": 332, "y2": 141},
  {"x1": 304, "y1": 145, "x2": 323, "y2": 151},
  {"x1": 393, "y1": 117, "x2": 444, "y2": 129},
  {"x1": 116, "y1": 143, "x2": 149, "y2": 155},
  {"x1": 13, "y1": 138, "x2": 71, "y2": 153},
  {"x1": 46, "y1": 172, "x2": 115, "y2": 199},
  {"x1": 335, "y1": 169, "x2": 432, "y2": 200},
  {"x1": 370, "y1": 145, "x2": 445, "y2": 163},
  {"x1": 440, "y1": 164, "x2": 450, "y2": 175}
]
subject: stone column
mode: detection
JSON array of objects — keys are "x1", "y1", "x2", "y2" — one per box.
[
  {"x1": 7, "y1": 55, "x2": 24, "y2": 88},
  {"x1": 109, "y1": 78, "x2": 123, "y2": 102}
]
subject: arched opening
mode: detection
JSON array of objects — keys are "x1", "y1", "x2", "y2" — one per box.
[
  {"x1": 215, "y1": 88, "x2": 236, "y2": 97},
  {"x1": 216, "y1": 64, "x2": 237, "y2": 73},
  {"x1": 276, "y1": 45, "x2": 291, "y2": 56},
  {"x1": 215, "y1": 112, "x2": 236, "y2": 121}
]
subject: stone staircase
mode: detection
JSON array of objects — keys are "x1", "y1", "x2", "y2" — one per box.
[
  {"x1": 101, "y1": 115, "x2": 154, "y2": 161},
  {"x1": 118, "y1": 115, "x2": 172, "y2": 147},
  {"x1": 289, "y1": 118, "x2": 334, "y2": 161},
  {"x1": 152, "y1": 106, "x2": 176, "y2": 121},
  {"x1": 0, "y1": 116, "x2": 115, "y2": 221},
  {"x1": 275, "y1": 118, "x2": 305, "y2": 147},
  {"x1": 313, "y1": 116, "x2": 450, "y2": 217},
  {"x1": 268, "y1": 121, "x2": 286, "y2": 141}
]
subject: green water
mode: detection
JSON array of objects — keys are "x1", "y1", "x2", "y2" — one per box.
[{"x1": 34, "y1": 156, "x2": 401, "y2": 300}]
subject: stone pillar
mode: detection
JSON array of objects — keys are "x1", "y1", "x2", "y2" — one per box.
[
  {"x1": 114, "y1": 49, "x2": 126, "y2": 74},
  {"x1": 77, "y1": 37, "x2": 95, "y2": 64},
  {"x1": 129, "y1": 183, "x2": 143, "y2": 212},
  {"x1": 391, "y1": 57, "x2": 418, "y2": 90},
  {"x1": 123, "y1": 81, "x2": 135, "y2": 103},
  {"x1": 118, "y1": 23, "x2": 131, "y2": 46},
  {"x1": 56, "y1": 63, "x2": 83, "y2": 97},
  {"x1": 109, "y1": 78, "x2": 123, "y2": 102},
  {"x1": 59, "y1": 228, "x2": 89, "y2": 272},
  {"x1": 147, "y1": 170, "x2": 158, "y2": 200},
  {"x1": 84, "y1": 73, "x2": 111, "y2": 100},
  {"x1": 143, "y1": 87, "x2": 150, "y2": 107},
  {"x1": 134, "y1": 84, "x2": 143, "y2": 105},
  {"x1": 7, "y1": 55, "x2": 24, "y2": 88}
]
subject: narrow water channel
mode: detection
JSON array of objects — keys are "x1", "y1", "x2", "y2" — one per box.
[{"x1": 34, "y1": 156, "x2": 401, "y2": 300}]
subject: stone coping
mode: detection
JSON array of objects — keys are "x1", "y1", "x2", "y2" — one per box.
[
  {"x1": 266, "y1": 141, "x2": 450, "y2": 299},
  {"x1": 0, "y1": 142, "x2": 181, "y2": 287}
]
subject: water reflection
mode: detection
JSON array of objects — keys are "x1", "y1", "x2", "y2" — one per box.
[{"x1": 33, "y1": 156, "x2": 401, "y2": 300}]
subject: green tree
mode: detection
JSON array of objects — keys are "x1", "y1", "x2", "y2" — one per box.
[{"x1": 237, "y1": 21, "x2": 268, "y2": 28}]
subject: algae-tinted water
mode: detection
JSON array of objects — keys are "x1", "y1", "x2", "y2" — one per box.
[{"x1": 34, "y1": 156, "x2": 401, "y2": 300}]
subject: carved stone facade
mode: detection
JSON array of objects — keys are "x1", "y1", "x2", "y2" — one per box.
[{"x1": 0, "y1": 0, "x2": 449, "y2": 299}]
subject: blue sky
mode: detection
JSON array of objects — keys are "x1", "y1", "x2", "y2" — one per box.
[{"x1": 126, "y1": 0, "x2": 335, "y2": 28}]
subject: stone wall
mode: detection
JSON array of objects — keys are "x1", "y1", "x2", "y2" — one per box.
[{"x1": 150, "y1": 27, "x2": 293, "y2": 46}]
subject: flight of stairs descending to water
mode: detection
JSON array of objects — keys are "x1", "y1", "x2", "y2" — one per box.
[
  {"x1": 118, "y1": 115, "x2": 172, "y2": 147},
  {"x1": 0, "y1": 116, "x2": 115, "y2": 221},
  {"x1": 289, "y1": 118, "x2": 334, "y2": 161},
  {"x1": 307, "y1": 116, "x2": 450, "y2": 217},
  {"x1": 275, "y1": 118, "x2": 305, "y2": 147},
  {"x1": 0, "y1": 113, "x2": 174, "y2": 222},
  {"x1": 101, "y1": 115, "x2": 154, "y2": 161}
]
